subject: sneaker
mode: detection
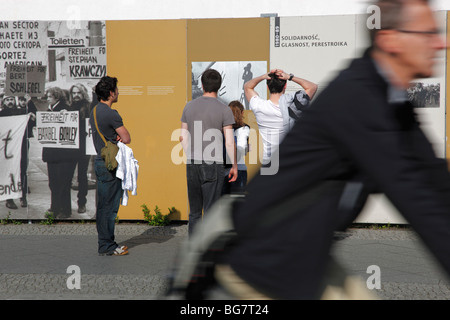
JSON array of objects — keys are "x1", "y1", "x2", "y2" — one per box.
[
  {"x1": 78, "y1": 205, "x2": 86, "y2": 213},
  {"x1": 99, "y1": 246, "x2": 128, "y2": 256},
  {"x1": 111, "y1": 246, "x2": 128, "y2": 256}
]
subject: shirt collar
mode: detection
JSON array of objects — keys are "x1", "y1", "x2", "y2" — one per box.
[
  {"x1": 49, "y1": 100, "x2": 60, "y2": 111},
  {"x1": 373, "y1": 59, "x2": 408, "y2": 104}
]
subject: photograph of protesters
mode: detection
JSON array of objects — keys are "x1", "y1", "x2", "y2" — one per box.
[
  {"x1": 42, "y1": 87, "x2": 79, "y2": 218},
  {"x1": 69, "y1": 83, "x2": 92, "y2": 213}
]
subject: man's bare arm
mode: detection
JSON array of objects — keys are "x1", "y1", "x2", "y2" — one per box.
[
  {"x1": 223, "y1": 125, "x2": 238, "y2": 182},
  {"x1": 179, "y1": 122, "x2": 189, "y2": 153},
  {"x1": 277, "y1": 70, "x2": 318, "y2": 100},
  {"x1": 244, "y1": 70, "x2": 275, "y2": 102},
  {"x1": 115, "y1": 126, "x2": 131, "y2": 144}
]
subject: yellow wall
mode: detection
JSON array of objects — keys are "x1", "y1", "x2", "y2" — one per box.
[
  {"x1": 106, "y1": 20, "x2": 188, "y2": 220},
  {"x1": 105, "y1": 18, "x2": 270, "y2": 220}
]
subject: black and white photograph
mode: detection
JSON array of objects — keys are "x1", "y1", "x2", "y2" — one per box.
[
  {"x1": 0, "y1": 20, "x2": 106, "y2": 220},
  {"x1": 191, "y1": 60, "x2": 267, "y2": 109},
  {"x1": 408, "y1": 81, "x2": 441, "y2": 108}
]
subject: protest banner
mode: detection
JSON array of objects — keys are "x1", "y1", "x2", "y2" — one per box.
[
  {"x1": 5, "y1": 64, "x2": 46, "y2": 97},
  {"x1": 0, "y1": 21, "x2": 48, "y2": 80},
  {"x1": 85, "y1": 118, "x2": 96, "y2": 155},
  {"x1": 0, "y1": 114, "x2": 29, "y2": 201},
  {"x1": 65, "y1": 46, "x2": 106, "y2": 81},
  {"x1": 36, "y1": 111, "x2": 79, "y2": 149}
]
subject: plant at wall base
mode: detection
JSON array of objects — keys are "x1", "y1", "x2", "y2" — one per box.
[
  {"x1": 142, "y1": 204, "x2": 173, "y2": 226},
  {"x1": 1, "y1": 213, "x2": 22, "y2": 225},
  {"x1": 40, "y1": 211, "x2": 55, "y2": 225},
  {"x1": 168, "y1": 206, "x2": 180, "y2": 217}
]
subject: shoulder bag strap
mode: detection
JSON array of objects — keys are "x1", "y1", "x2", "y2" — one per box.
[{"x1": 93, "y1": 105, "x2": 107, "y2": 146}]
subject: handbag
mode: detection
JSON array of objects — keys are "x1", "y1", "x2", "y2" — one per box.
[{"x1": 93, "y1": 105, "x2": 119, "y2": 171}]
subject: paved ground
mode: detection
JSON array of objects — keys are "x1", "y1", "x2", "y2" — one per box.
[
  {"x1": 0, "y1": 223, "x2": 186, "y2": 300},
  {"x1": 0, "y1": 222, "x2": 449, "y2": 300},
  {"x1": 332, "y1": 228, "x2": 450, "y2": 300}
]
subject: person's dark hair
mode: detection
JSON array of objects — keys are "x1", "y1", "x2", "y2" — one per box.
[
  {"x1": 46, "y1": 87, "x2": 66, "y2": 102},
  {"x1": 266, "y1": 73, "x2": 286, "y2": 94},
  {"x1": 201, "y1": 69, "x2": 222, "y2": 93},
  {"x1": 95, "y1": 76, "x2": 118, "y2": 101},
  {"x1": 369, "y1": 0, "x2": 430, "y2": 46}
]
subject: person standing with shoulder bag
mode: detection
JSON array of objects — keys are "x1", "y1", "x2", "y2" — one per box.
[{"x1": 89, "y1": 76, "x2": 131, "y2": 256}]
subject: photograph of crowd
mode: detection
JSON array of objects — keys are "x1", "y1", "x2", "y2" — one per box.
[
  {"x1": 0, "y1": 20, "x2": 106, "y2": 220},
  {"x1": 407, "y1": 82, "x2": 440, "y2": 108}
]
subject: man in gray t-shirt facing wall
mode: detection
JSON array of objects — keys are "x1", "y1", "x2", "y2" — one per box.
[{"x1": 180, "y1": 69, "x2": 237, "y2": 235}]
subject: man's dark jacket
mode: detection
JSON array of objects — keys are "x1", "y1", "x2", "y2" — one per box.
[{"x1": 227, "y1": 50, "x2": 450, "y2": 299}]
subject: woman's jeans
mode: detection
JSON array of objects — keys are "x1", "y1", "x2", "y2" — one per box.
[
  {"x1": 95, "y1": 158, "x2": 123, "y2": 254},
  {"x1": 186, "y1": 161, "x2": 224, "y2": 235}
]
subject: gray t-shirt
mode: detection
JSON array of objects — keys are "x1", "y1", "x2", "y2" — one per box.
[
  {"x1": 181, "y1": 96, "x2": 235, "y2": 163},
  {"x1": 89, "y1": 102, "x2": 124, "y2": 159}
]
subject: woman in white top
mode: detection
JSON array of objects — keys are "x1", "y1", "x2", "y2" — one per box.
[{"x1": 222, "y1": 100, "x2": 250, "y2": 195}]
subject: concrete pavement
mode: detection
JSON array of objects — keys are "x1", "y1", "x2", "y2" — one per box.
[
  {"x1": 332, "y1": 228, "x2": 450, "y2": 300},
  {"x1": 1, "y1": 222, "x2": 450, "y2": 300},
  {"x1": 0, "y1": 223, "x2": 186, "y2": 300}
]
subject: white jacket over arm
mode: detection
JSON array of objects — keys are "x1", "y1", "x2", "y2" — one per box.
[{"x1": 115, "y1": 141, "x2": 139, "y2": 206}]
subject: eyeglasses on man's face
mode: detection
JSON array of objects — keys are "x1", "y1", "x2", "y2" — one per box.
[{"x1": 397, "y1": 29, "x2": 440, "y2": 35}]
